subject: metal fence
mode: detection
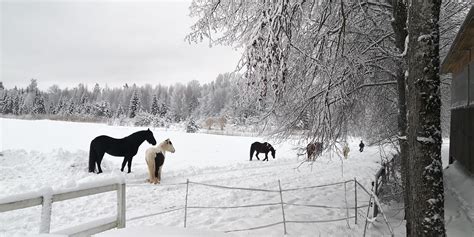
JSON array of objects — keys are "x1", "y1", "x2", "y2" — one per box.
[{"x1": 128, "y1": 178, "x2": 395, "y2": 235}]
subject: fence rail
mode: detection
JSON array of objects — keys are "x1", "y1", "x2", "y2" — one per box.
[
  {"x1": 0, "y1": 181, "x2": 125, "y2": 237},
  {"x1": 2, "y1": 177, "x2": 395, "y2": 236}
]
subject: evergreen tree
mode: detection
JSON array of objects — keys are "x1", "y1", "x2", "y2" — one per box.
[
  {"x1": 92, "y1": 83, "x2": 101, "y2": 101},
  {"x1": 66, "y1": 99, "x2": 75, "y2": 116},
  {"x1": 186, "y1": 117, "x2": 199, "y2": 133},
  {"x1": 2, "y1": 93, "x2": 13, "y2": 114},
  {"x1": 12, "y1": 91, "x2": 20, "y2": 115},
  {"x1": 55, "y1": 97, "x2": 65, "y2": 115},
  {"x1": 158, "y1": 100, "x2": 168, "y2": 118},
  {"x1": 0, "y1": 82, "x2": 4, "y2": 90},
  {"x1": 115, "y1": 104, "x2": 125, "y2": 118},
  {"x1": 128, "y1": 90, "x2": 141, "y2": 118},
  {"x1": 94, "y1": 101, "x2": 111, "y2": 118},
  {"x1": 33, "y1": 91, "x2": 46, "y2": 114},
  {"x1": 151, "y1": 94, "x2": 159, "y2": 115}
]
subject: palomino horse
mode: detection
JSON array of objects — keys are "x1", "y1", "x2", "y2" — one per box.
[
  {"x1": 307, "y1": 142, "x2": 323, "y2": 161},
  {"x1": 89, "y1": 129, "x2": 157, "y2": 174},
  {"x1": 204, "y1": 115, "x2": 227, "y2": 130},
  {"x1": 145, "y1": 139, "x2": 175, "y2": 184},
  {"x1": 250, "y1": 142, "x2": 276, "y2": 161}
]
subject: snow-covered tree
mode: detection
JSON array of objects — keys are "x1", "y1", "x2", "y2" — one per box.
[
  {"x1": 186, "y1": 117, "x2": 199, "y2": 133},
  {"x1": 128, "y1": 89, "x2": 141, "y2": 118},
  {"x1": 406, "y1": 1, "x2": 445, "y2": 235},
  {"x1": 32, "y1": 91, "x2": 46, "y2": 115},
  {"x1": 151, "y1": 94, "x2": 159, "y2": 115}
]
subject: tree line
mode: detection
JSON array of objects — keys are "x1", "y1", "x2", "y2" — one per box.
[{"x1": 0, "y1": 73, "x2": 260, "y2": 126}]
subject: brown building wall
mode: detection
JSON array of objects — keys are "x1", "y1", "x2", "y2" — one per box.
[{"x1": 449, "y1": 106, "x2": 474, "y2": 174}]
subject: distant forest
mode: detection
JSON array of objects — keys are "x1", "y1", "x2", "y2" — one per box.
[{"x1": 0, "y1": 73, "x2": 261, "y2": 127}]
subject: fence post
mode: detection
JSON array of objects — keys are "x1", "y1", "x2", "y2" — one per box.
[
  {"x1": 184, "y1": 179, "x2": 189, "y2": 228},
  {"x1": 277, "y1": 180, "x2": 287, "y2": 235},
  {"x1": 343, "y1": 181, "x2": 350, "y2": 228},
  {"x1": 117, "y1": 183, "x2": 126, "y2": 228},
  {"x1": 373, "y1": 176, "x2": 379, "y2": 217},
  {"x1": 363, "y1": 194, "x2": 373, "y2": 237},
  {"x1": 354, "y1": 178, "x2": 357, "y2": 224},
  {"x1": 39, "y1": 192, "x2": 53, "y2": 234}
]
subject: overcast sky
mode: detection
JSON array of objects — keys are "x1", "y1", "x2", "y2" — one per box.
[{"x1": 0, "y1": 0, "x2": 242, "y2": 90}]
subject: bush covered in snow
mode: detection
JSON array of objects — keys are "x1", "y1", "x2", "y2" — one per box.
[
  {"x1": 186, "y1": 118, "x2": 199, "y2": 133},
  {"x1": 133, "y1": 112, "x2": 154, "y2": 126}
]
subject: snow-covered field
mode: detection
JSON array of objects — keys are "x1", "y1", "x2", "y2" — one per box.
[{"x1": 0, "y1": 118, "x2": 471, "y2": 236}]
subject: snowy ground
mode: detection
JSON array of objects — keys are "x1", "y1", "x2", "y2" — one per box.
[{"x1": 0, "y1": 118, "x2": 471, "y2": 236}]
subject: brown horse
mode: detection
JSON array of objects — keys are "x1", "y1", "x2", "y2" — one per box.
[{"x1": 307, "y1": 142, "x2": 323, "y2": 161}]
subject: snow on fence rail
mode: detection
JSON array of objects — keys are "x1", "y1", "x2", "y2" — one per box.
[{"x1": 0, "y1": 179, "x2": 126, "y2": 237}]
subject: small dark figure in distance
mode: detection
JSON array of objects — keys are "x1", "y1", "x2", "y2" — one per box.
[
  {"x1": 359, "y1": 140, "x2": 365, "y2": 152},
  {"x1": 250, "y1": 142, "x2": 276, "y2": 161},
  {"x1": 307, "y1": 142, "x2": 323, "y2": 161}
]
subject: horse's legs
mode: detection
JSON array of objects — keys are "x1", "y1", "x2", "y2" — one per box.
[
  {"x1": 120, "y1": 157, "x2": 127, "y2": 172},
  {"x1": 146, "y1": 158, "x2": 155, "y2": 183},
  {"x1": 263, "y1": 153, "x2": 268, "y2": 161},
  {"x1": 126, "y1": 157, "x2": 133, "y2": 173},
  {"x1": 96, "y1": 151, "x2": 105, "y2": 174},
  {"x1": 157, "y1": 166, "x2": 163, "y2": 184},
  {"x1": 255, "y1": 152, "x2": 260, "y2": 160}
]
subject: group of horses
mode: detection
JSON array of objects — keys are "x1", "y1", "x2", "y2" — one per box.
[
  {"x1": 88, "y1": 129, "x2": 326, "y2": 184},
  {"x1": 88, "y1": 129, "x2": 175, "y2": 184}
]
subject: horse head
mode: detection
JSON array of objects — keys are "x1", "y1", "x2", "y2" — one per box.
[
  {"x1": 161, "y1": 138, "x2": 175, "y2": 153},
  {"x1": 146, "y1": 128, "x2": 157, "y2": 145},
  {"x1": 271, "y1": 147, "x2": 276, "y2": 159}
]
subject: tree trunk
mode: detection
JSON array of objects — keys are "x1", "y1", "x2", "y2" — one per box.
[
  {"x1": 390, "y1": 0, "x2": 411, "y2": 234},
  {"x1": 406, "y1": 0, "x2": 445, "y2": 236}
]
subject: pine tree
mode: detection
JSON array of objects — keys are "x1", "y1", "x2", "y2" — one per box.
[
  {"x1": 128, "y1": 90, "x2": 141, "y2": 118},
  {"x1": 186, "y1": 117, "x2": 199, "y2": 133},
  {"x1": 56, "y1": 97, "x2": 65, "y2": 115},
  {"x1": 12, "y1": 92, "x2": 20, "y2": 115},
  {"x1": 151, "y1": 94, "x2": 159, "y2": 115},
  {"x1": 33, "y1": 91, "x2": 46, "y2": 114},
  {"x1": 2, "y1": 94, "x2": 13, "y2": 114},
  {"x1": 66, "y1": 99, "x2": 75, "y2": 116},
  {"x1": 115, "y1": 104, "x2": 125, "y2": 118}
]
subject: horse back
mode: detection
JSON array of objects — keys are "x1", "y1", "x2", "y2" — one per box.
[{"x1": 91, "y1": 135, "x2": 132, "y2": 156}]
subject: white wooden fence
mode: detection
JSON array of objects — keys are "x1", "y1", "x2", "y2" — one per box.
[{"x1": 0, "y1": 182, "x2": 125, "y2": 237}]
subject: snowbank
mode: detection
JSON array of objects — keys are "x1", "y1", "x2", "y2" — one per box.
[{"x1": 444, "y1": 161, "x2": 474, "y2": 236}]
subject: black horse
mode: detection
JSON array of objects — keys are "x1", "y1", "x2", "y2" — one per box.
[
  {"x1": 250, "y1": 142, "x2": 276, "y2": 161},
  {"x1": 89, "y1": 129, "x2": 157, "y2": 174}
]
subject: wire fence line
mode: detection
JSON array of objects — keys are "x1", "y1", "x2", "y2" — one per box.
[
  {"x1": 125, "y1": 178, "x2": 391, "y2": 235},
  {"x1": 127, "y1": 207, "x2": 184, "y2": 222},
  {"x1": 186, "y1": 178, "x2": 361, "y2": 235}
]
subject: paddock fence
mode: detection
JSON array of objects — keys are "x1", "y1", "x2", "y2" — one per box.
[
  {"x1": 128, "y1": 178, "x2": 393, "y2": 236},
  {"x1": 1, "y1": 178, "x2": 394, "y2": 236},
  {"x1": 0, "y1": 181, "x2": 125, "y2": 237}
]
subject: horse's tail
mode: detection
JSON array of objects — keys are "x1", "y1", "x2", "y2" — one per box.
[
  {"x1": 89, "y1": 143, "x2": 96, "y2": 173},
  {"x1": 250, "y1": 144, "x2": 255, "y2": 160}
]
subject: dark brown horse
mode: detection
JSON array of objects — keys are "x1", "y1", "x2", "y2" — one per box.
[
  {"x1": 307, "y1": 142, "x2": 323, "y2": 161},
  {"x1": 250, "y1": 142, "x2": 276, "y2": 161}
]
